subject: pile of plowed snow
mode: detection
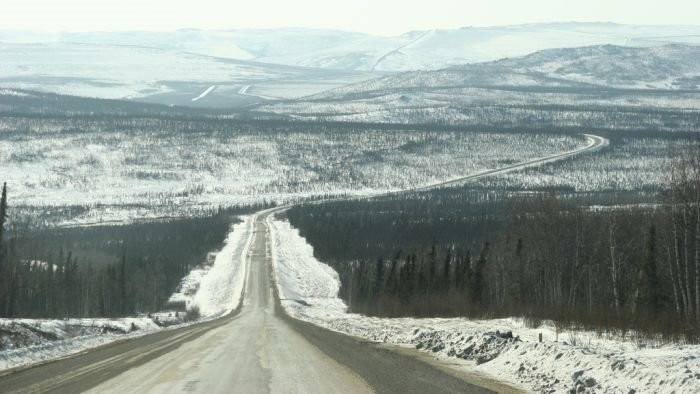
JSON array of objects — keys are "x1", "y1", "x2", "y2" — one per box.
[
  {"x1": 172, "y1": 216, "x2": 253, "y2": 317},
  {"x1": 0, "y1": 317, "x2": 161, "y2": 370}
]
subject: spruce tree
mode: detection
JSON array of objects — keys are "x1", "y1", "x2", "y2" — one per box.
[
  {"x1": 639, "y1": 225, "x2": 660, "y2": 313},
  {"x1": 0, "y1": 183, "x2": 6, "y2": 316},
  {"x1": 442, "y1": 246, "x2": 452, "y2": 293},
  {"x1": 386, "y1": 256, "x2": 398, "y2": 296},
  {"x1": 470, "y1": 242, "x2": 489, "y2": 305},
  {"x1": 120, "y1": 253, "x2": 127, "y2": 315},
  {"x1": 374, "y1": 258, "x2": 385, "y2": 301},
  {"x1": 515, "y1": 238, "x2": 524, "y2": 305},
  {"x1": 0, "y1": 182, "x2": 6, "y2": 251},
  {"x1": 428, "y1": 243, "x2": 436, "y2": 293}
]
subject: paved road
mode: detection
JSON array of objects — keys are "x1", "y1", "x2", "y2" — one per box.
[
  {"x1": 400, "y1": 133, "x2": 606, "y2": 194},
  {"x1": 0, "y1": 134, "x2": 605, "y2": 393},
  {"x1": 0, "y1": 213, "x2": 494, "y2": 393}
]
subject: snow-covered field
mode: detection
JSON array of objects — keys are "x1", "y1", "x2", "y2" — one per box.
[
  {"x1": 263, "y1": 88, "x2": 700, "y2": 119},
  {"x1": 269, "y1": 217, "x2": 700, "y2": 393},
  {"x1": 477, "y1": 137, "x2": 681, "y2": 192},
  {"x1": 0, "y1": 124, "x2": 585, "y2": 226},
  {"x1": 0, "y1": 42, "x2": 373, "y2": 104}
]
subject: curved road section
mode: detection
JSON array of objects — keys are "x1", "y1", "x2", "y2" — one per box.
[{"x1": 0, "y1": 134, "x2": 606, "y2": 393}]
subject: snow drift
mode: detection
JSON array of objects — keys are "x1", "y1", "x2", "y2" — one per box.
[{"x1": 178, "y1": 216, "x2": 253, "y2": 317}]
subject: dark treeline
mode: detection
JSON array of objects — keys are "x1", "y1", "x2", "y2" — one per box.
[
  {"x1": 0, "y1": 88, "x2": 242, "y2": 119},
  {"x1": 4, "y1": 107, "x2": 694, "y2": 138},
  {"x1": 2, "y1": 88, "x2": 699, "y2": 138},
  {"x1": 0, "y1": 186, "x2": 264, "y2": 318},
  {"x1": 286, "y1": 150, "x2": 700, "y2": 342}
]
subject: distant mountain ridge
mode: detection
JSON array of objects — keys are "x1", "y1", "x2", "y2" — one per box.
[
  {"x1": 255, "y1": 43, "x2": 700, "y2": 128},
  {"x1": 1, "y1": 23, "x2": 699, "y2": 72},
  {"x1": 308, "y1": 44, "x2": 700, "y2": 99},
  {"x1": 0, "y1": 42, "x2": 373, "y2": 106}
]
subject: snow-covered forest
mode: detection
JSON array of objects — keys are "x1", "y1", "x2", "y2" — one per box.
[{"x1": 1, "y1": 90, "x2": 590, "y2": 226}]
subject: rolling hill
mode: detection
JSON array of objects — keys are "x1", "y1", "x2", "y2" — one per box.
[
  {"x1": 2, "y1": 23, "x2": 699, "y2": 72},
  {"x1": 0, "y1": 42, "x2": 375, "y2": 107},
  {"x1": 257, "y1": 44, "x2": 700, "y2": 130}
]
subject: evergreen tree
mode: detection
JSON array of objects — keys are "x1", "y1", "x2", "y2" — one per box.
[
  {"x1": 0, "y1": 182, "x2": 6, "y2": 252},
  {"x1": 638, "y1": 225, "x2": 661, "y2": 313},
  {"x1": 120, "y1": 253, "x2": 127, "y2": 315},
  {"x1": 374, "y1": 258, "x2": 385, "y2": 301},
  {"x1": 470, "y1": 242, "x2": 489, "y2": 305},
  {"x1": 0, "y1": 183, "x2": 6, "y2": 316},
  {"x1": 428, "y1": 243, "x2": 437, "y2": 292},
  {"x1": 386, "y1": 252, "x2": 399, "y2": 296},
  {"x1": 515, "y1": 238, "x2": 524, "y2": 305},
  {"x1": 442, "y1": 246, "x2": 452, "y2": 293}
]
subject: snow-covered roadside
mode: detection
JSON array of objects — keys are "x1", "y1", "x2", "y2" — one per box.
[
  {"x1": 0, "y1": 215, "x2": 254, "y2": 371},
  {"x1": 268, "y1": 217, "x2": 700, "y2": 393},
  {"x1": 188, "y1": 215, "x2": 253, "y2": 317},
  {"x1": 0, "y1": 317, "x2": 162, "y2": 371}
]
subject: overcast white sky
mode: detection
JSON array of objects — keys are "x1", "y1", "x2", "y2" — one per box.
[{"x1": 2, "y1": 0, "x2": 699, "y2": 36}]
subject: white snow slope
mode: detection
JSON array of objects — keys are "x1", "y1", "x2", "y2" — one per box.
[
  {"x1": 189, "y1": 216, "x2": 253, "y2": 317},
  {"x1": 269, "y1": 217, "x2": 700, "y2": 394},
  {"x1": 0, "y1": 42, "x2": 373, "y2": 103},
  {"x1": 167, "y1": 216, "x2": 254, "y2": 317}
]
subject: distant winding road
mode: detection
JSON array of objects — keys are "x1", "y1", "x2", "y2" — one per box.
[
  {"x1": 0, "y1": 133, "x2": 606, "y2": 393},
  {"x1": 371, "y1": 30, "x2": 432, "y2": 71},
  {"x1": 191, "y1": 85, "x2": 217, "y2": 102}
]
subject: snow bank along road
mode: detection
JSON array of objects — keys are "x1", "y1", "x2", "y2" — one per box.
[{"x1": 0, "y1": 134, "x2": 605, "y2": 393}]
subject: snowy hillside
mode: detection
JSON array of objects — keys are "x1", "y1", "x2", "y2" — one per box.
[
  {"x1": 258, "y1": 44, "x2": 700, "y2": 127},
  {"x1": 473, "y1": 44, "x2": 700, "y2": 90},
  {"x1": 308, "y1": 44, "x2": 700, "y2": 98},
  {"x1": 0, "y1": 91, "x2": 588, "y2": 226},
  {"x1": 1, "y1": 23, "x2": 699, "y2": 72},
  {"x1": 0, "y1": 42, "x2": 373, "y2": 105}
]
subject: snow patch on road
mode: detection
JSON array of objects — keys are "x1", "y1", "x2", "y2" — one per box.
[
  {"x1": 192, "y1": 85, "x2": 216, "y2": 101},
  {"x1": 269, "y1": 217, "x2": 700, "y2": 394}
]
